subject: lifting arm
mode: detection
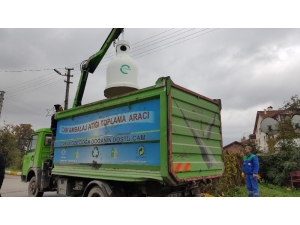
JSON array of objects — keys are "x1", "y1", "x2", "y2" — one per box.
[{"x1": 72, "y1": 28, "x2": 124, "y2": 108}]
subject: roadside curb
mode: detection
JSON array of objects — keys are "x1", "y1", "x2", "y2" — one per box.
[{"x1": 5, "y1": 171, "x2": 21, "y2": 176}]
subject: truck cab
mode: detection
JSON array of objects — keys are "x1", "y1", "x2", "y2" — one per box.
[{"x1": 20, "y1": 128, "x2": 53, "y2": 196}]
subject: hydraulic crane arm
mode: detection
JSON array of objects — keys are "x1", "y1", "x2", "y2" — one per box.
[{"x1": 72, "y1": 28, "x2": 124, "y2": 108}]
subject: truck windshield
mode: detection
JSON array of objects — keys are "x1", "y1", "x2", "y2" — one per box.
[{"x1": 27, "y1": 135, "x2": 38, "y2": 153}]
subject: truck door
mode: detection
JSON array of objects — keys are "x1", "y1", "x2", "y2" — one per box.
[{"x1": 22, "y1": 134, "x2": 38, "y2": 176}]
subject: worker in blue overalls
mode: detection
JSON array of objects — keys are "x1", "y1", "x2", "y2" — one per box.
[{"x1": 242, "y1": 145, "x2": 260, "y2": 197}]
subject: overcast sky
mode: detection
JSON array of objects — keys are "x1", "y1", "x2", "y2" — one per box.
[
  {"x1": 1, "y1": 2, "x2": 300, "y2": 146},
  {"x1": 1, "y1": 27, "x2": 299, "y2": 146}
]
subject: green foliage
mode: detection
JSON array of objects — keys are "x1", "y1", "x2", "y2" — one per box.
[
  {"x1": 224, "y1": 183, "x2": 300, "y2": 197},
  {"x1": 202, "y1": 149, "x2": 245, "y2": 195},
  {"x1": 0, "y1": 122, "x2": 33, "y2": 170},
  {"x1": 259, "y1": 142, "x2": 300, "y2": 186}
]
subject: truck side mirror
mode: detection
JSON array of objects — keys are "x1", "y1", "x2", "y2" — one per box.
[{"x1": 17, "y1": 138, "x2": 24, "y2": 150}]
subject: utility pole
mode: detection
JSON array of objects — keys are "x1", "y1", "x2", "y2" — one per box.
[
  {"x1": 54, "y1": 68, "x2": 73, "y2": 110},
  {"x1": 64, "y1": 68, "x2": 74, "y2": 110},
  {"x1": 0, "y1": 91, "x2": 5, "y2": 119}
]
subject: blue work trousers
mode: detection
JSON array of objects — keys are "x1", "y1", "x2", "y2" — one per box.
[{"x1": 245, "y1": 174, "x2": 259, "y2": 197}]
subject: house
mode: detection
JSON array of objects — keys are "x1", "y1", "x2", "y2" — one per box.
[
  {"x1": 223, "y1": 141, "x2": 243, "y2": 153},
  {"x1": 223, "y1": 133, "x2": 257, "y2": 154},
  {"x1": 251, "y1": 106, "x2": 293, "y2": 153}
]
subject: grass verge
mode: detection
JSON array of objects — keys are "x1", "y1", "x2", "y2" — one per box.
[
  {"x1": 222, "y1": 183, "x2": 300, "y2": 197},
  {"x1": 5, "y1": 167, "x2": 21, "y2": 172}
]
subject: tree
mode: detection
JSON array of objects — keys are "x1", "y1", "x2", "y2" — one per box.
[
  {"x1": 13, "y1": 124, "x2": 34, "y2": 156},
  {"x1": 0, "y1": 122, "x2": 34, "y2": 169},
  {"x1": 14, "y1": 123, "x2": 34, "y2": 139}
]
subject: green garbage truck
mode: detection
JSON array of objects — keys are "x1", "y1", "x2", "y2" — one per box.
[{"x1": 19, "y1": 29, "x2": 224, "y2": 197}]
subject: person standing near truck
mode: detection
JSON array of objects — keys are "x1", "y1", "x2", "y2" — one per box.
[
  {"x1": 0, "y1": 152, "x2": 5, "y2": 197},
  {"x1": 50, "y1": 104, "x2": 63, "y2": 156},
  {"x1": 242, "y1": 145, "x2": 260, "y2": 197}
]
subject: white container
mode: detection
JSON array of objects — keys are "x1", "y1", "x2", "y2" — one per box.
[{"x1": 104, "y1": 40, "x2": 139, "y2": 98}]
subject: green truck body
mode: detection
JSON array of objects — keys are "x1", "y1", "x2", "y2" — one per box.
[{"x1": 21, "y1": 77, "x2": 224, "y2": 197}]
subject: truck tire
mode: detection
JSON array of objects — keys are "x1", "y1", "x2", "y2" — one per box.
[
  {"x1": 87, "y1": 186, "x2": 108, "y2": 197},
  {"x1": 28, "y1": 176, "x2": 44, "y2": 197}
]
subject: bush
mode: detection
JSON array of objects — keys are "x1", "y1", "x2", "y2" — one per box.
[
  {"x1": 258, "y1": 140, "x2": 300, "y2": 186},
  {"x1": 202, "y1": 149, "x2": 246, "y2": 195}
]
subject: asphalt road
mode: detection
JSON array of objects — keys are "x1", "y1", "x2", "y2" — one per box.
[{"x1": 0, "y1": 175, "x2": 62, "y2": 197}]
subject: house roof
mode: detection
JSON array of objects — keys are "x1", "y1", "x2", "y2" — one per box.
[
  {"x1": 253, "y1": 110, "x2": 284, "y2": 134},
  {"x1": 223, "y1": 141, "x2": 242, "y2": 149}
]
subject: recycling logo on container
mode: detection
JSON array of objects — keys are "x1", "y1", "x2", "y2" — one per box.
[
  {"x1": 120, "y1": 64, "x2": 131, "y2": 74},
  {"x1": 136, "y1": 145, "x2": 147, "y2": 159},
  {"x1": 92, "y1": 147, "x2": 99, "y2": 158}
]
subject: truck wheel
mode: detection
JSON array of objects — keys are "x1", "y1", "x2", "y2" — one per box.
[
  {"x1": 87, "y1": 186, "x2": 108, "y2": 197},
  {"x1": 28, "y1": 176, "x2": 44, "y2": 197}
]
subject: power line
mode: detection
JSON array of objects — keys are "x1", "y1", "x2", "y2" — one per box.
[
  {"x1": 6, "y1": 78, "x2": 65, "y2": 99},
  {"x1": 0, "y1": 68, "x2": 65, "y2": 73},
  {"x1": 5, "y1": 75, "x2": 65, "y2": 98},
  {"x1": 132, "y1": 28, "x2": 212, "y2": 58},
  {"x1": 3, "y1": 99, "x2": 66, "y2": 127},
  {"x1": 133, "y1": 29, "x2": 220, "y2": 59},
  {"x1": 0, "y1": 72, "x2": 80, "y2": 116},
  {"x1": 0, "y1": 67, "x2": 81, "y2": 91},
  {"x1": 96, "y1": 29, "x2": 205, "y2": 67},
  {"x1": 101, "y1": 28, "x2": 177, "y2": 58},
  {"x1": 2, "y1": 80, "x2": 68, "y2": 117},
  {"x1": 4, "y1": 85, "x2": 72, "y2": 116},
  {"x1": 1, "y1": 71, "x2": 55, "y2": 90},
  {"x1": 6, "y1": 72, "x2": 81, "y2": 99},
  {"x1": 129, "y1": 28, "x2": 175, "y2": 46},
  {"x1": 63, "y1": 29, "x2": 178, "y2": 67},
  {"x1": 3, "y1": 102, "x2": 49, "y2": 124},
  {"x1": 4, "y1": 101, "x2": 46, "y2": 118},
  {"x1": 2, "y1": 68, "x2": 80, "y2": 96},
  {"x1": 132, "y1": 28, "x2": 196, "y2": 49},
  {"x1": 98, "y1": 28, "x2": 194, "y2": 64},
  {"x1": 7, "y1": 95, "x2": 46, "y2": 114},
  {"x1": 96, "y1": 28, "x2": 217, "y2": 71}
]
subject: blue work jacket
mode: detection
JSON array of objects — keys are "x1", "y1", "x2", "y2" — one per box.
[{"x1": 242, "y1": 153, "x2": 259, "y2": 175}]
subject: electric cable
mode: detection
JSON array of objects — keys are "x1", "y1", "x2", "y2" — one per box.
[
  {"x1": 0, "y1": 68, "x2": 65, "y2": 73},
  {"x1": 96, "y1": 28, "x2": 218, "y2": 70},
  {"x1": 96, "y1": 29, "x2": 208, "y2": 67}
]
